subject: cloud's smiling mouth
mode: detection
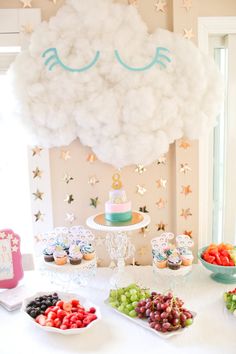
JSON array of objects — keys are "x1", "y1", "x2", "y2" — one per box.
[{"x1": 42, "y1": 47, "x2": 171, "y2": 73}]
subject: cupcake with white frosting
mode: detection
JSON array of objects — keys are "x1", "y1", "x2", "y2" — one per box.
[{"x1": 80, "y1": 244, "x2": 95, "y2": 261}]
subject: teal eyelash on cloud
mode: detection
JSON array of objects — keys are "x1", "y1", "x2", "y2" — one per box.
[
  {"x1": 115, "y1": 47, "x2": 171, "y2": 71},
  {"x1": 42, "y1": 48, "x2": 100, "y2": 72},
  {"x1": 42, "y1": 47, "x2": 171, "y2": 72}
]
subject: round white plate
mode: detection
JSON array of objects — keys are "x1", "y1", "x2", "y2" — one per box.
[{"x1": 22, "y1": 291, "x2": 101, "y2": 335}]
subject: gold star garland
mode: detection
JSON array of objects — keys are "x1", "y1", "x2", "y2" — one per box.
[
  {"x1": 180, "y1": 208, "x2": 192, "y2": 220},
  {"x1": 87, "y1": 153, "x2": 97, "y2": 163},
  {"x1": 182, "y1": 0, "x2": 192, "y2": 11},
  {"x1": 136, "y1": 184, "x2": 147, "y2": 196},
  {"x1": 154, "y1": 0, "x2": 167, "y2": 13},
  {"x1": 156, "y1": 178, "x2": 167, "y2": 189},
  {"x1": 63, "y1": 173, "x2": 74, "y2": 184},
  {"x1": 180, "y1": 163, "x2": 191, "y2": 174},
  {"x1": 135, "y1": 165, "x2": 147, "y2": 174},
  {"x1": 33, "y1": 189, "x2": 44, "y2": 200},
  {"x1": 34, "y1": 211, "x2": 44, "y2": 222},
  {"x1": 20, "y1": 0, "x2": 32, "y2": 8},
  {"x1": 90, "y1": 197, "x2": 99, "y2": 208},
  {"x1": 156, "y1": 221, "x2": 167, "y2": 231},
  {"x1": 156, "y1": 198, "x2": 166, "y2": 209},
  {"x1": 60, "y1": 150, "x2": 71, "y2": 161},
  {"x1": 32, "y1": 167, "x2": 43, "y2": 179},
  {"x1": 181, "y1": 185, "x2": 192, "y2": 197},
  {"x1": 64, "y1": 194, "x2": 74, "y2": 204}
]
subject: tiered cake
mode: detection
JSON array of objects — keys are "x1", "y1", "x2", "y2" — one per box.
[{"x1": 105, "y1": 173, "x2": 132, "y2": 222}]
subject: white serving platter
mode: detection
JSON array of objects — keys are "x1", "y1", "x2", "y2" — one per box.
[
  {"x1": 22, "y1": 291, "x2": 101, "y2": 335},
  {"x1": 105, "y1": 298, "x2": 196, "y2": 339}
]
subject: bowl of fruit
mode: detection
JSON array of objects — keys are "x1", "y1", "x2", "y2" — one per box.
[
  {"x1": 107, "y1": 284, "x2": 196, "y2": 338},
  {"x1": 198, "y1": 243, "x2": 236, "y2": 283},
  {"x1": 22, "y1": 291, "x2": 101, "y2": 335}
]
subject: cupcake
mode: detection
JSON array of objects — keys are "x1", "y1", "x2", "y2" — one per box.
[
  {"x1": 53, "y1": 245, "x2": 68, "y2": 265},
  {"x1": 152, "y1": 250, "x2": 167, "y2": 268},
  {"x1": 43, "y1": 243, "x2": 55, "y2": 262},
  {"x1": 178, "y1": 247, "x2": 194, "y2": 266},
  {"x1": 80, "y1": 244, "x2": 95, "y2": 261},
  {"x1": 68, "y1": 244, "x2": 83, "y2": 265},
  {"x1": 167, "y1": 252, "x2": 182, "y2": 270},
  {"x1": 56, "y1": 237, "x2": 71, "y2": 254}
]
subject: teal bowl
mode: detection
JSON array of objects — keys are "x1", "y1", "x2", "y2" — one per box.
[{"x1": 198, "y1": 247, "x2": 236, "y2": 284}]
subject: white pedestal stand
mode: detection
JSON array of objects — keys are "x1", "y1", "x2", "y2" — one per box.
[{"x1": 86, "y1": 212, "x2": 150, "y2": 287}]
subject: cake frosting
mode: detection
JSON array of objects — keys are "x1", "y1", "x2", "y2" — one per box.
[{"x1": 105, "y1": 174, "x2": 132, "y2": 222}]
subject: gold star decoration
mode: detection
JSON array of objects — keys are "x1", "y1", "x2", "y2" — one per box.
[
  {"x1": 64, "y1": 194, "x2": 74, "y2": 204},
  {"x1": 20, "y1": 0, "x2": 32, "y2": 8},
  {"x1": 135, "y1": 165, "x2": 147, "y2": 174},
  {"x1": 33, "y1": 189, "x2": 44, "y2": 200},
  {"x1": 156, "y1": 178, "x2": 167, "y2": 189},
  {"x1": 32, "y1": 146, "x2": 43, "y2": 156},
  {"x1": 136, "y1": 184, "x2": 147, "y2": 196},
  {"x1": 156, "y1": 221, "x2": 167, "y2": 231},
  {"x1": 128, "y1": 0, "x2": 138, "y2": 6},
  {"x1": 179, "y1": 139, "x2": 191, "y2": 149},
  {"x1": 180, "y1": 208, "x2": 192, "y2": 220},
  {"x1": 183, "y1": 230, "x2": 193, "y2": 238},
  {"x1": 86, "y1": 153, "x2": 97, "y2": 163},
  {"x1": 63, "y1": 173, "x2": 74, "y2": 184},
  {"x1": 139, "y1": 226, "x2": 150, "y2": 236},
  {"x1": 156, "y1": 198, "x2": 166, "y2": 209},
  {"x1": 65, "y1": 213, "x2": 76, "y2": 223},
  {"x1": 90, "y1": 197, "x2": 99, "y2": 208},
  {"x1": 34, "y1": 211, "x2": 44, "y2": 222},
  {"x1": 50, "y1": 0, "x2": 57, "y2": 4},
  {"x1": 181, "y1": 185, "x2": 192, "y2": 197},
  {"x1": 12, "y1": 238, "x2": 19, "y2": 245},
  {"x1": 157, "y1": 155, "x2": 167, "y2": 165},
  {"x1": 182, "y1": 0, "x2": 192, "y2": 11},
  {"x1": 88, "y1": 176, "x2": 99, "y2": 186},
  {"x1": 180, "y1": 163, "x2": 192, "y2": 174},
  {"x1": 21, "y1": 23, "x2": 34, "y2": 34},
  {"x1": 138, "y1": 246, "x2": 148, "y2": 257},
  {"x1": 154, "y1": 0, "x2": 167, "y2": 12},
  {"x1": 139, "y1": 206, "x2": 149, "y2": 213},
  {"x1": 109, "y1": 261, "x2": 116, "y2": 269},
  {"x1": 183, "y1": 28, "x2": 194, "y2": 40},
  {"x1": 60, "y1": 150, "x2": 71, "y2": 161},
  {"x1": 7, "y1": 234, "x2": 12, "y2": 241},
  {"x1": 32, "y1": 167, "x2": 43, "y2": 179},
  {"x1": 11, "y1": 245, "x2": 18, "y2": 252}
]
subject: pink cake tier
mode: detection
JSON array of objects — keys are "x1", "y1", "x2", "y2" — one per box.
[{"x1": 105, "y1": 201, "x2": 131, "y2": 213}]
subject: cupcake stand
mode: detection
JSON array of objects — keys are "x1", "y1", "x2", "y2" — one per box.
[
  {"x1": 151, "y1": 233, "x2": 194, "y2": 292},
  {"x1": 86, "y1": 211, "x2": 151, "y2": 287},
  {"x1": 38, "y1": 226, "x2": 97, "y2": 291}
]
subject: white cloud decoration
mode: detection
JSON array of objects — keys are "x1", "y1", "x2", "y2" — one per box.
[{"x1": 11, "y1": 0, "x2": 223, "y2": 168}]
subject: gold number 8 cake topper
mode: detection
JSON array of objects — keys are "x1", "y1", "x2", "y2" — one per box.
[{"x1": 112, "y1": 173, "x2": 123, "y2": 190}]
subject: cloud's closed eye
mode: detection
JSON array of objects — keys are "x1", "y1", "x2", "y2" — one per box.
[
  {"x1": 115, "y1": 47, "x2": 171, "y2": 71},
  {"x1": 42, "y1": 48, "x2": 100, "y2": 72},
  {"x1": 42, "y1": 47, "x2": 171, "y2": 72}
]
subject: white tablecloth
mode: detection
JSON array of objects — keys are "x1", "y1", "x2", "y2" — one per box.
[{"x1": 0, "y1": 265, "x2": 235, "y2": 354}]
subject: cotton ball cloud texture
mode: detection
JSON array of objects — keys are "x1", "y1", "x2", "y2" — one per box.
[{"x1": 11, "y1": 0, "x2": 223, "y2": 168}]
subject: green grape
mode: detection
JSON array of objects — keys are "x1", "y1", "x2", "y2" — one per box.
[
  {"x1": 118, "y1": 304, "x2": 124, "y2": 312},
  {"x1": 185, "y1": 318, "x2": 193, "y2": 326},
  {"x1": 129, "y1": 310, "x2": 137, "y2": 318},
  {"x1": 109, "y1": 302, "x2": 117, "y2": 308},
  {"x1": 121, "y1": 295, "x2": 127, "y2": 303},
  {"x1": 132, "y1": 301, "x2": 138, "y2": 307},
  {"x1": 130, "y1": 294, "x2": 138, "y2": 301},
  {"x1": 130, "y1": 289, "x2": 137, "y2": 295},
  {"x1": 126, "y1": 304, "x2": 133, "y2": 311}
]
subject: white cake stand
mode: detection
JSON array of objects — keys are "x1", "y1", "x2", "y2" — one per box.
[{"x1": 86, "y1": 211, "x2": 151, "y2": 287}]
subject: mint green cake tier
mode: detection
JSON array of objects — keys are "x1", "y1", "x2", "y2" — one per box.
[{"x1": 105, "y1": 211, "x2": 132, "y2": 222}]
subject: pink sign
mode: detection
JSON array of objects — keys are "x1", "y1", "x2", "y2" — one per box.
[{"x1": 0, "y1": 229, "x2": 24, "y2": 289}]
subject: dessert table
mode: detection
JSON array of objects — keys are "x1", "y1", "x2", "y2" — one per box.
[{"x1": 0, "y1": 265, "x2": 235, "y2": 354}]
